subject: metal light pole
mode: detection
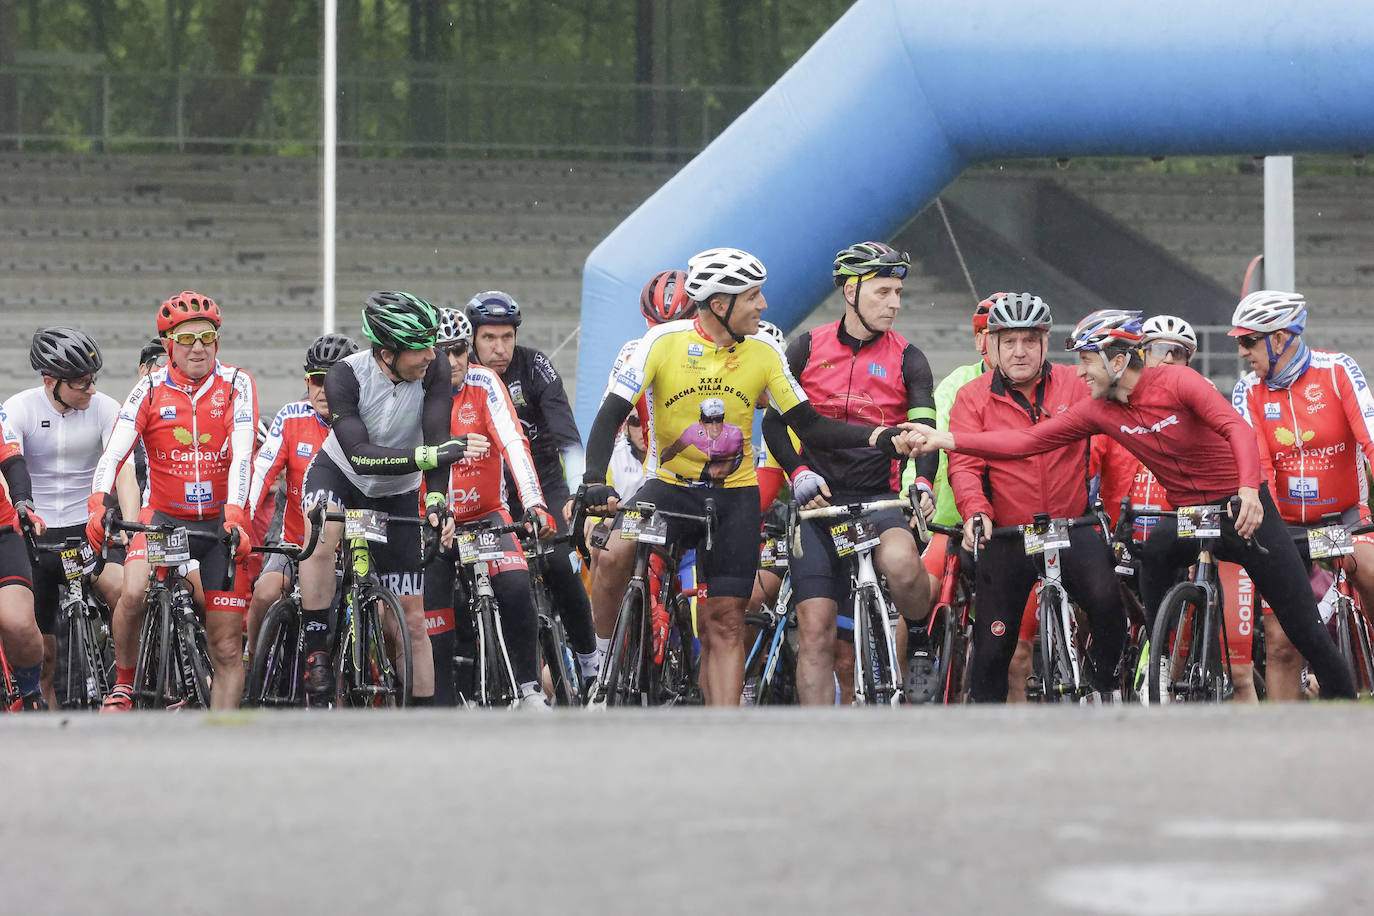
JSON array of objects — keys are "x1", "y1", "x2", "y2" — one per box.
[
  {"x1": 1263, "y1": 155, "x2": 1295, "y2": 291},
  {"x1": 321, "y1": 0, "x2": 338, "y2": 333}
]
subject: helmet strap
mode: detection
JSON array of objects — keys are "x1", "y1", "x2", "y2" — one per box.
[
  {"x1": 718, "y1": 294, "x2": 747, "y2": 344},
  {"x1": 846, "y1": 277, "x2": 883, "y2": 339},
  {"x1": 1263, "y1": 332, "x2": 1294, "y2": 382},
  {"x1": 46, "y1": 377, "x2": 74, "y2": 413}
]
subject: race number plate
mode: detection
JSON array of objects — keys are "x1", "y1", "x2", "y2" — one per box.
[
  {"x1": 1308, "y1": 524, "x2": 1354, "y2": 559},
  {"x1": 853, "y1": 517, "x2": 880, "y2": 552},
  {"x1": 1022, "y1": 518, "x2": 1070, "y2": 556},
  {"x1": 60, "y1": 544, "x2": 93, "y2": 581},
  {"x1": 344, "y1": 509, "x2": 389, "y2": 543},
  {"x1": 620, "y1": 509, "x2": 643, "y2": 542},
  {"x1": 638, "y1": 513, "x2": 668, "y2": 545},
  {"x1": 1177, "y1": 505, "x2": 1222, "y2": 539},
  {"x1": 760, "y1": 538, "x2": 789, "y2": 570},
  {"x1": 474, "y1": 528, "x2": 506, "y2": 561},
  {"x1": 145, "y1": 528, "x2": 191, "y2": 567},
  {"x1": 829, "y1": 522, "x2": 858, "y2": 557},
  {"x1": 456, "y1": 532, "x2": 479, "y2": 565}
]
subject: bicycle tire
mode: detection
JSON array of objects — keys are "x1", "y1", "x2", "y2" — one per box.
[
  {"x1": 362, "y1": 586, "x2": 411, "y2": 708},
  {"x1": 925, "y1": 605, "x2": 966, "y2": 705},
  {"x1": 852, "y1": 586, "x2": 884, "y2": 705},
  {"x1": 478, "y1": 597, "x2": 519, "y2": 708},
  {"x1": 757, "y1": 620, "x2": 798, "y2": 706},
  {"x1": 1350, "y1": 604, "x2": 1374, "y2": 696},
  {"x1": 132, "y1": 588, "x2": 174, "y2": 709},
  {"x1": 1037, "y1": 584, "x2": 1079, "y2": 703},
  {"x1": 179, "y1": 601, "x2": 214, "y2": 708},
  {"x1": 539, "y1": 615, "x2": 580, "y2": 707},
  {"x1": 63, "y1": 602, "x2": 106, "y2": 709},
  {"x1": 248, "y1": 596, "x2": 302, "y2": 707},
  {"x1": 658, "y1": 592, "x2": 697, "y2": 705},
  {"x1": 603, "y1": 582, "x2": 649, "y2": 707},
  {"x1": 1148, "y1": 582, "x2": 1218, "y2": 704}
]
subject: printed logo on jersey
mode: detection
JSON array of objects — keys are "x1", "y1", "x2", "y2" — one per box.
[
  {"x1": 723, "y1": 354, "x2": 741, "y2": 373},
  {"x1": 295, "y1": 442, "x2": 313, "y2": 458},
  {"x1": 1273, "y1": 427, "x2": 1315, "y2": 447},
  {"x1": 868, "y1": 362, "x2": 888, "y2": 378},
  {"x1": 40, "y1": 419, "x2": 50, "y2": 428},
  {"x1": 687, "y1": 343, "x2": 704, "y2": 358},
  {"x1": 990, "y1": 620, "x2": 1007, "y2": 637},
  {"x1": 160, "y1": 405, "x2": 177, "y2": 420},
  {"x1": 1288, "y1": 476, "x2": 1319, "y2": 500},
  {"x1": 1364, "y1": 405, "x2": 1374, "y2": 419},
  {"x1": 457, "y1": 402, "x2": 479, "y2": 426},
  {"x1": 615, "y1": 369, "x2": 642, "y2": 394},
  {"x1": 172, "y1": 426, "x2": 212, "y2": 446},
  {"x1": 185, "y1": 480, "x2": 213, "y2": 505},
  {"x1": 211, "y1": 390, "x2": 227, "y2": 409},
  {"x1": 1304, "y1": 383, "x2": 1324, "y2": 404},
  {"x1": 508, "y1": 381, "x2": 526, "y2": 406},
  {"x1": 451, "y1": 486, "x2": 481, "y2": 506},
  {"x1": 1119, "y1": 415, "x2": 1179, "y2": 436},
  {"x1": 1264, "y1": 402, "x2": 1282, "y2": 420}
]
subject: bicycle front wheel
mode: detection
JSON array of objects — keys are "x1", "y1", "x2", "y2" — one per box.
[
  {"x1": 64, "y1": 604, "x2": 108, "y2": 709},
  {"x1": 132, "y1": 589, "x2": 174, "y2": 709},
  {"x1": 248, "y1": 597, "x2": 302, "y2": 708},
  {"x1": 603, "y1": 583, "x2": 649, "y2": 707},
  {"x1": 1148, "y1": 582, "x2": 1217, "y2": 704},
  {"x1": 1038, "y1": 585, "x2": 1080, "y2": 703},
  {"x1": 361, "y1": 587, "x2": 411, "y2": 708}
]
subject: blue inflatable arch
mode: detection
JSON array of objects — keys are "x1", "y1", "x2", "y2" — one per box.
[{"x1": 576, "y1": 0, "x2": 1374, "y2": 429}]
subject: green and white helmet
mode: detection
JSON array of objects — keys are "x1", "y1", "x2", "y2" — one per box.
[{"x1": 361, "y1": 291, "x2": 439, "y2": 351}]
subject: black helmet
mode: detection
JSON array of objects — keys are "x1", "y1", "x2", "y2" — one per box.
[
  {"x1": 360, "y1": 291, "x2": 440, "y2": 351},
  {"x1": 465, "y1": 290, "x2": 522, "y2": 328},
  {"x1": 305, "y1": 333, "x2": 359, "y2": 374},
  {"x1": 30, "y1": 327, "x2": 103, "y2": 379}
]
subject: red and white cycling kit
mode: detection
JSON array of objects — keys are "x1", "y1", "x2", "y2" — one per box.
[
  {"x1": 0, "y1": 416, "x2": 24, "y2": 532},
  {"x1": 1231, "y1": 349, "x2": 1374, "y2": 524},
  {"x1": 92, "y1": 361, "x2": 257, "y2": 521},
  {"x1": 249, "y1": 400, "x2": 329, "y2": 547}
]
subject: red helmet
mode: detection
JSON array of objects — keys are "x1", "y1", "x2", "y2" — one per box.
[
  {"x1": 639, "y1": 269, "x2": 696, "y2": 327},
  {"x1": 973, "y1": 292, "x2": 1007, "y2": 334},
  {"x1": 157, "y1": 291, "x2": 221, "y2": 335}
]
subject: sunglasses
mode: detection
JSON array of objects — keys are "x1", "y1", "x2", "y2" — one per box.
[
  {"x1": 626, "y1": 415, "x2": 642, "y2": 428},
  {"x1": 169, "y1": 329, "x2": 219, "y2": 347},
  {"x1": 306, "y1": 372, "x2": 327, "y2": 385},
  {"x1": 1236, "y1": 333, "x2": 1269, "y2": 350},
  {"x1": 1146, "y1": 342, "x2": 1192, "y2": 362},
  {"x1": 65, "y1": 376, "x2": 97, "y2": 392},
  {"x1": 443, "y1": 341, "x2": 470, "y2": 357}
]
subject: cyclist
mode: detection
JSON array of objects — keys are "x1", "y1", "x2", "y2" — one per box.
[
  {"x1": 424, "y1": 308, "x2": 556, "y2": 708},
  {"x1": 1092, "y1": 315, "x2": 1259, "y2": 702},
  {"x1": 941, "y1": 293, "x2": 1124, "y2": 703},
  {"x1": 297, "y1": 291, "x2": 473, "y2": 707},
  {"x1": 87, "y1": 292, "x2": 258, "y2": 712},
  {"x1": 580, "y1": 246, "x2": 916, "y2": 706},
  {"x1": 759, "y1": 241, "x2": 940, "y2": 705},
  {"x1": 1230, "y1": 290, "x2": 1374, "y2": 700},
  {"x1": 3, "y1": 328, "x2": 137, "y2": 708},
  {"x1": 467, "y1": 290, "x2": 599, "y2": 684},
  {"x1": 910, "y1": 308, "x2": 1358, "y2": 699},
  {"x1": 0, "y1": 410, "x2": 48, "y2": 710},
  {"x1": 245, "y1": 333, "x2": 359, "y2": 662}
]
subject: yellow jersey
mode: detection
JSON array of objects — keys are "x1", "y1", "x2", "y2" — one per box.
[{"x1": 607, "y1": 318, "x2": 806, "y2": 488}]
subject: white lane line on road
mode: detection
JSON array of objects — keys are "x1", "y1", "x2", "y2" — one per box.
[
  {"x1": 1042, "y1": 863, "x2": 1324, "y2": 915},
  {"x1": 1160, "y1": 819, "x2": 1374, "y2": 842}
]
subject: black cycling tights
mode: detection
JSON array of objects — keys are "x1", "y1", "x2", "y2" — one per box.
[
  {"x1": 1137, "y1": 485, "x2": 1356, "y2": 699},
  {"x1": 968, "y1": 526, "x2": 1125, "y2": 703}
]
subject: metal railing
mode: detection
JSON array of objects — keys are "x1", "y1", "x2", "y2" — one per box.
[{"x1": 0, "y1": 67, "x2": 764, "y2": 158}]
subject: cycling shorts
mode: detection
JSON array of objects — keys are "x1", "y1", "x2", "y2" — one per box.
[
  {"x1": 303, "y1": 452, "x2": 426, "y2": 594},
  {"x1": 256, "y1": 550, "x2": 294, "y2": 584},
  {"x1": 792, "y1": 503, "x2": 909, "y2": 606},
  {"x1": 0, "y1": 527, "x2": 35, "y2": 600},
  {"x1": 424, "y1": 509, "x2": 531, "y2": 637},
  {"x1": 611, "y1": 479, "x2": 759, "y2": 599},
  {"x1": 126, "y1": 509, "x2": 241, "y2": 610}
]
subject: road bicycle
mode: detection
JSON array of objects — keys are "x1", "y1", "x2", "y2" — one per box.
[
  {"x1": 574, "y1": 496, "x2": 708, "y2": 708},
  {"x1": 742, "y1": 513, "x2": 796, "y2": 706},
  {"x1": 22, "y1": 524, "x2": 114, "y2": 709},
  {"x1": 975, "y1": 512, "x2": 1106, "y2": 703},
  {"x1": 919, "y1": 520, "x2": 975, "y2": 704},
  {"x1": 795, "y1": 492, "x2": 915, "y2": 707},
  {"x1": 1289, "y1": 517, "x2": 1374, "y2": 697}
]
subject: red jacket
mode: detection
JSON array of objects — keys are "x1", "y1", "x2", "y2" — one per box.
[
  {"x1": 949, "y1": 363, "x2": 1092, "y2": 525},
  {"x1": 956, "y1": 365, "x2": 1261, "y2": 506}
]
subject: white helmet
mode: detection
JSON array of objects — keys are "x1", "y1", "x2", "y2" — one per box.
[
  {"x1": 684, "y1": 248, "x2": 766, "y2": 302},
  {"x1": 699, "y1": 397, "x2": 726, "y2": 420},
  {"x1": 1140, "y1": 314, "x2": 1197, "y2": 353},
  {"x1": 986, "y1": 293, "x2": 1053, "y2": 331},
  {"x1": 755, "y1": 320, "x2": 787, "y2": 352},
  {"x1": 1230, "y1": 290, "x2": 1307, "y2": 337},
  {"x1": 437, "y1": 307, "x2": 473, "y2": 345}
]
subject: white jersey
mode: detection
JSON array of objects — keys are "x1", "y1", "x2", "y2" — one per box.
[
  {"x1": 321, "y1": 349, "x2": 430, "y2": 498},
  {"x1": 0, "y1": 386, "x2": 120, "y2": 526},
  {"x1": 608, "y1": 432, "x2": 648, "y2": 503}
]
